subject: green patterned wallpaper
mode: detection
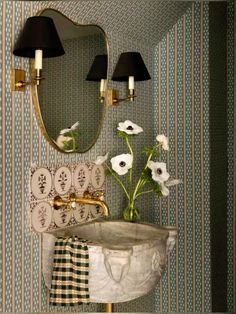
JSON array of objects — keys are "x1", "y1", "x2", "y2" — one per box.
[
  {"x1": 0, "y1": 1, "x2": 155, "y2": 312},
  {"x1": 153, "y1": 2, "x2": 235, "y2": 313},
  {"x1": 226, "y1": 1, "x2": 235, "y2": 311},
  {"x1": 153, "y1": 3, "x2": 211, "y2": 312}
]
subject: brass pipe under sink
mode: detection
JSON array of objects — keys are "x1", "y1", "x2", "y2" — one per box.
[
  {"x1": 105, "y1": 303, "x2": 113, "y2": 312},
  {"x1": 50, "y1": 191, "x2": 110, "y2": 217}
]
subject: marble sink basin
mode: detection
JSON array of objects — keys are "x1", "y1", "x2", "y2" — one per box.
[{"x1": 43, "y1": 220, "x2": 177, "y2": 303}]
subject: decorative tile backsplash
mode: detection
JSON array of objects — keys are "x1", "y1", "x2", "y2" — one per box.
[{"x1": 29, "y1": 163, "x2": 105, "y2": 233}]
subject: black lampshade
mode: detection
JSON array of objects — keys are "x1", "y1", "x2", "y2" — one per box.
[
  {"x1": 13, "y1": 16, "x2": 65, "y2": 58},
  {"x1": 112, "y1": 52, "x2": 151, "y2": 81},
  {"x1": 86, "y1": 54, "x2": 108, "y2": 81}
]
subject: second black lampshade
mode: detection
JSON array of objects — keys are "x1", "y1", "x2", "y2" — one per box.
[
  {"x1": 13, "y1": 16, "x2": 65, "y2": 58},
  {"x1": 112, "y1": 52, "x2": 151, "y2": 81},
  {"x1": 86, "y1": 54, "x2": 108, "y2": 81}
]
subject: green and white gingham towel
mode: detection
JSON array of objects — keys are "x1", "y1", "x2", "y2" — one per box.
[{"x1": 50, "y1": 236, "x2": 89, "y2": 306}]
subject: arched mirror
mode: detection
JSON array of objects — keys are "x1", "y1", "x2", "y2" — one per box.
[{"x1": 31, "y1": 9, "x2": 108, "y2": 153}]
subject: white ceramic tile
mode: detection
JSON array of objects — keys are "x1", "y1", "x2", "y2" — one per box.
[
  {"x1": 53, "y1": 206, "x2": 72, "y2": 228},
  {"x1": 91, "y1": 165, "x2": 105, "y2": 189},
  {"x1": 73, "y1": 203, "x2": 89, "y2": 223},
  {"x1": 31, "y1": 202, "x2": 53, "y2": 233},
  {"x1": 73, "y1": 164, "x2": 90, "y2": 193},
  {"x1": 54, "y1": 166, "x2": 72, "y2": 195},
  {"x1": 31, "y1": 168, "x2": 52, "y2": 200}
]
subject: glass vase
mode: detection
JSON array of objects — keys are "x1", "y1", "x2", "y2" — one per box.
[{"x1": 123, "y1": 201, "x2": 140, "y2": 222}]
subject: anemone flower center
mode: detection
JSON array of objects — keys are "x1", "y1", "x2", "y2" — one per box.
[
  {"x1": 119, "y1": 161, "x2": 126, "y2": 167},
  {"x1": 157, "y1": 168, "x2": 162, "y2": 175},
  {"x1": 127, "y1": 126, "x2": 134, "y2": 130}
]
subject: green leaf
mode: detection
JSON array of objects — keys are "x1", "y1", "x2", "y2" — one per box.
[
  {"x1": 143, "y1": 147, "x2": 153, "y2": 155},
  {"x1": 152, "y1": 182, "x2": 161, "y2": 193},
  {"x1": 105, "y1": 168, "x2": 113, "y2": 176},
  {"x1": 155, "y1": 190, "x2": 162, "y2": 197},
  {"x1": 117, "y1": 131, "x2": 128, "y2": 139},
  {"x1": 141, "y1": 168, "x2": 152, "y2": 182},
  {"x1": 151, "y1": 146, "x2": 160, "y2": 158},
  {"x1": 143, "y1": 145, "x2": 160, "y2": 158},
  {"x1": 141, "y1": 174, "x2": 161, "y2": 194},
  {"x1": 72, "y1": 129, "x2": 80, "y2": 137}
]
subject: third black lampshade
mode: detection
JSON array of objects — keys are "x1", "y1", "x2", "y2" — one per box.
[
  {"x1": 111, "y1": 52, "x2": 151, "y2": 81},
  {"x1": 86, "y1": 54, "x2": 108, "y2": 81},
  {"x1": 13, "y1": 16, "x2": 65, "y2": 58}
]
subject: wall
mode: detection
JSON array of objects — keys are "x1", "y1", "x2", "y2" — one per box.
[
  {"x1": 227, "y1": 0, "x2": 235, "y2": 311},
  {"x1": 209, "y1": 2, "x2": 228, "y2": 311},
  {"x1": 153, "y1": 2, "x2": 235, "y2": 313},
  {"x1": 153, "y1": 3, "x2": 211, "y2": 312},
  {"x1": 0, "y1": 1, "x2": 155, "y2": 312}
]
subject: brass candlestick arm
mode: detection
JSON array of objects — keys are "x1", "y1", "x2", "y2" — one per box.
[
  {"x1": 11, "y1": 69, "x2": 44, "y2": 91},
  {"x1": 105, "y1": 89, "x2": 136, "y2": 106}
]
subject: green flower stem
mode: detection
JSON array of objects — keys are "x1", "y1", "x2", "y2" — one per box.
[
  {"x1": 125, "y1": 136, "x2": 133, "y2": 156},
  {"x1": 132, "y1": 151, "x2": 153, "y2": 200},
  {"x1": 70, "y1": 131, "x2": 76, "y2": 151},
  {"x1": 105, "y1": 163, "x2": 130, "y2": 200},
  {"x1": 134, "y1": 189, "x2": 154, "y2": 199},
  {"x1": 125, "y1": 136, "x2": 133, "y2": 195},
  {"x1": 132, "y1": 143, "x2": 163, "y2": 200}
]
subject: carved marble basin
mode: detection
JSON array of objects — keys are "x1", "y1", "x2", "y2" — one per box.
[{"x1": 43, "y1": 220, "x2": 177, "y2": 303}]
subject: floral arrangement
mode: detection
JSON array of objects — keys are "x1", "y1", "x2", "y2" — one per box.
[
  {"x1": 56, "y1": 121, "x2": 80, "y2": 152},
  {"x1": 95, "y1": 120, "x2": 180, "y2": 222}
]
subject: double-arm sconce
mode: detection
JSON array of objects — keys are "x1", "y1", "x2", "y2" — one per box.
[
  {"x1": 12, "y1": 15, "x2": 150, "y2": 107},
  {"x1": 86, "y1": 52, "x2": 151, "y2": 106},
  {"x1": 11, "y1": 16, "x2": 64, "y2": 91}
]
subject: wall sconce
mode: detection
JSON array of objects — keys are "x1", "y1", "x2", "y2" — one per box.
[
  {"x1": 86, "y1": 54, "x2": 108, "y2": 103},
  {"x1": 106, "y1": 52, "x2": 151, "y2": 106},
  {"x1": 11, "y1": 16, "x2": 65, "y2": 92}
]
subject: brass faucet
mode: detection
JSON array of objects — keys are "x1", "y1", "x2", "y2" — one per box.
[{"x1": 50, "y1": 191, "x2": 110, "y2": 217}]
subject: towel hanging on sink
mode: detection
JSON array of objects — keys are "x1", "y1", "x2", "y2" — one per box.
[{"x1": 49, "y1": 236, "x2": 90, "y2": 306}]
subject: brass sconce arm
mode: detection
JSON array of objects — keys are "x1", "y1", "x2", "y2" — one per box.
[
  {"x1": 50, "y1": 191, "x2": 110, "y2": 218},
  {"x1": 11, "y1": 69, "x2": 44, "y2": 91},
  {"x1": 105, "y1": 89, "x2": 136, "y2": 106}
]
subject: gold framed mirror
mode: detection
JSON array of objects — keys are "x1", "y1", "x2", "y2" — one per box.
[{"x1": 31, "y1": 8, "x2": 108, "y2": 153}]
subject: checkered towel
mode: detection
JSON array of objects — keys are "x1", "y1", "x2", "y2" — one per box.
[{"x1": 49, "y1": 236, "x2": 90, "y2": 306}]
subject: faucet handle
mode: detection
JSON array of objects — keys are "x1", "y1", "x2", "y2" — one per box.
[
  {"x1": 51, "y1": 195, "x2": 68, "y2": 210},
  {"x1": 92, "y1": 190, "x2": 104, "y2": 201},
  {"x1": 83, "y1": 191, "x2": 93, "y2": 199}
]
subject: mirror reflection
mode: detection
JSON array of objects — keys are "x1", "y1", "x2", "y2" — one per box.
[{"x1": 36, "y1": 9, "x2": 107, "y2": 153}]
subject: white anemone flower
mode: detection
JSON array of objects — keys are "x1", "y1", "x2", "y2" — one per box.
[
  {"x1": 111, "y1": 153, "x2": 133, "y2": 175},
  {"x1": 117, "y1": 120, "x2": 143, "y2": 135},
  {"x1": 165, "y1": 179, "x2": 182, "y2": 187},
  {"x1": 160, "y1": 179, "x2": 181, "y2": 197},
  {"x1": 56, "y1": 135, "x2": 73, "y2": 149},
  {"x1": 160, "y1": 183, "x2": 170, "y2": 197},
  {"x1": 94, "y1": 153, "x2": 109, "y2": 165},
  {"x1": 60, "y1": 128, "x2": 71, "y2": 135},
  {"x1": 147, "y1": 161, "x2": 170, "y2": 183},
  {"x1": 71, "y1": 121, "x2": 80, "y2": 130},
  {"x1": 156, "y1": 134, "x2": 169, "y2": 150}
]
